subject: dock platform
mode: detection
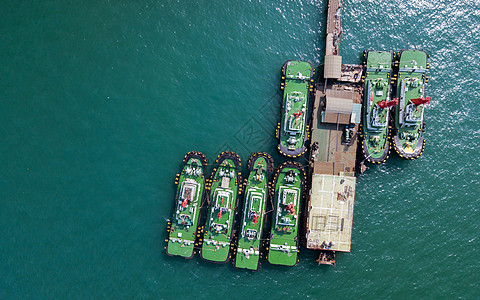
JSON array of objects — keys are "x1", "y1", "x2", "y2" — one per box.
[
  {"x1": 306, "y1": 83, "x2": 361, "y2": 254},
  {"x1": 306, "y1": 174, "x2": 355, "y2": 252},
  {"x1": 305, "y1": 0, "x2": 364, "y2": 260}
]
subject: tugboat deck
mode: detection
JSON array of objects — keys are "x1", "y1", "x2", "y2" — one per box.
[{"x1": 278, "y1": 60, "x2": 312, "y2": 158}]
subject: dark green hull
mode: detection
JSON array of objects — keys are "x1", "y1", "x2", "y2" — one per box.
[
  {"x1": 234, "y1": 152, "x2": 274, "y2": 271},
  {"x1": 360, "y1": 50, "x2": 393, "y2": 164},
  {"x1": 267, "y1": 161, "x2": 305, "y2": 267},
  {"x1": 166, "y1": 151, "x2": 207, "y2": 259},
  {"x1": 392, "y1": 49, "x2": 430, "y2": 159},
  {"x1": 200, "y1": 151, "x2": 242, "y2": 263},
  {"x1": 277, "y1": 60, "x2": 313, "y2": 158}
]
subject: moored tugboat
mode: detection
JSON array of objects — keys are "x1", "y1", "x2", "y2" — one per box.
[
  {"x1": 200, "y1": 151, "x2": 242, "y2": 263},
  {"x1": 276, "y1": 60, "x2": 314, "y2": 158},
  {"x1": 166, "y1": 151, "x2": 207, "y2": 259},
  {"x1": 392, "y1": 50, "x2": 430, "y2": 159},
  {"x1": 234, "y1": 152, "x2": 274, "y2": 271},
  {"x1": 360, "y1": 50, "x2": 395, "y2": 164},
  {"x1": 267, "y1": 161, "x2": 306, "y2": 267}
]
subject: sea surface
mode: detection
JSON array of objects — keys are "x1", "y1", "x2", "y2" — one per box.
[{"x1": 1, "y1": 0, "x2": 479, "y2": 298}]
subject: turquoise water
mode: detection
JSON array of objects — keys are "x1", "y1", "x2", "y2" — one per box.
[{"x1": 1, "y1": 0, "x2": 479, "y2": 298}]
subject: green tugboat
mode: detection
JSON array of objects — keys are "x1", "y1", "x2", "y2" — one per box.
[
  {"x1": 267, "y1": 161, "x2": 306, "y2": 266},
  {"x1": 200, "y1": 151, "x2": 242, "y2": 263},
  {"x1": 234, "y1": 152, "x2": 274, "y2": 271},
  {"x1": 360, "y1": 50, "x2": 395, "y2": 164},
  {"x1": 276, "y1": 60, "x2": 314, "y2": 158},
  {"x1": 392, "y1": 50, "x2": 430, "y2": 159},
  {"x1": 166, "y1": 151, "x2": 207, "y2": 259}
]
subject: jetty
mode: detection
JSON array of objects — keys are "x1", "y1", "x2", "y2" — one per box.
[{"x1": 304, "y1": 0, "x2": 363, "y2": 265}]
